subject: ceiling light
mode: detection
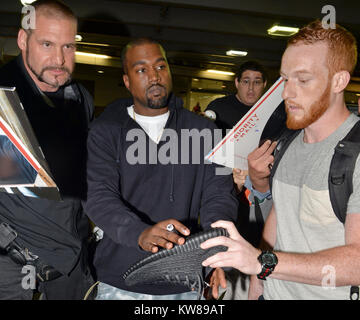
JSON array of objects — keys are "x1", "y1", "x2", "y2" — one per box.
[
  {"x1": 75, "y1": 34, "x2": 83, "y2": 42},
  {"x1": 356, "y1": 93, "x2": 360, "y2": 96},
  {"x1": 226, "y1": 50, "x2": 248, "y2": 57},
  {"x1": 267, "y1": 25, "x2": 299, "y2": 37},
  {"x1": 97, "y1": 70, "x2": 104, "y2": 74},
  {"x1": 80, "y1": 42, "x2": 110, "y2": 47},
  {"x1": 75, "y1": 52, "x2": 111, "y2": 59},
  {"x1": 206, "y1": 69, "x2": 235, "y2": 76},
  {"x1": 20, "y1": 0, "x2": 36, "y2": 5}
]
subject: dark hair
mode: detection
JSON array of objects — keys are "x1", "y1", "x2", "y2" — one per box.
[
  {"x1": 121, "y1": 38, "x2": 166, "y2": 74},
  {"x1": 235, "y1": 61, "x2": 267, "y2": 83},
  {"x1": 22, "y1": 0, "x2": 77, "y2": 30}
]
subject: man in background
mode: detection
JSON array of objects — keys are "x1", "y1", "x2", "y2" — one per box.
[{"x1": 205, "y1": 61, "x2": 267, "y2": 137}]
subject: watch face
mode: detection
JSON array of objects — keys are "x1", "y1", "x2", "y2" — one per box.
[{"x1": 262, "y1": 252, "x2": 278, "y2": 266}]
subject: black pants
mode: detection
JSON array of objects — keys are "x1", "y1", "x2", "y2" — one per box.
[
  {"x1": 38, "y1": 254, "x2": 94, "y2": 300},
  {"x1": 0, "y1": 254, "x2": 33, "y2": 300},
  {"x1": 0, "y1": 252, "x2": 94, "y2": 300}
]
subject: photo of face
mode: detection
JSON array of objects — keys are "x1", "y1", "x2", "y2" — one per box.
[{"x1": 0, "y1": 129, "x2": 37, "y2": 185}]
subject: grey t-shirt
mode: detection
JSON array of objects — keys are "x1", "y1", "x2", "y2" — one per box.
[{"x1": 264, "y1": 113, "x2": 360, "y2": 300}]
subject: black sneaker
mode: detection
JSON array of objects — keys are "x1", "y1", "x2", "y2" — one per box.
[{"x1": 122, "y1": 227, "x2": 229, "y2": 298}]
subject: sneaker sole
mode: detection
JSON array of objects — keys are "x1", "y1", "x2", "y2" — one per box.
[{"x1": 123, "y1": 227, "x2": 229, "y2": 287}]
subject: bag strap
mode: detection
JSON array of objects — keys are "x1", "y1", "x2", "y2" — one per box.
[
  {"x1": 0, "y1": 222, "x2": 62, "y2": 282},
  {"x1": 328, "y1": 120, "x2": 360, "y2": 224},
  {"x1": 256, "y1": 128, "x2": 299, "y2": 232},
  {"x1": 254, "y1": 196, "x2": 265, "y2": 229},
  {"x1": 330, "y1": 120, "x2": 360, "y2": 301},
  {"x1": 269, "y1": 129, "x2": 301, "y2": 193}
]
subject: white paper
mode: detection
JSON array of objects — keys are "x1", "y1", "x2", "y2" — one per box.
[{"x1": 206, "y1": 77, "x2": 285, "y2": 170}]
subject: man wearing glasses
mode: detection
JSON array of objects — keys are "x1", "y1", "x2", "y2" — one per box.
[{"x1": 205, "y1": 61, "x2": 267, "y2": 138}]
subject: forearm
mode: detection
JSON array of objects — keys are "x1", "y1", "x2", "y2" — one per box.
[
  {"x1": 271, "y1": 244, "x2": 360, "y2": 287},
  {"x1": 85, "y1": 188, "x2": 149, "y2": 248},
  {"x1": 268, "y1": 213, "x2": 360, "y2": 287},
  {"x1": 259, "y1": 205, "x2": 276, "y2": 250},
  {"x1": 248, "y1": 207, "x2": 276, "y2": 298},
  {"x1": 260, "y1": 208, "x2": 360, "y2": 286},
  {"x1": 200, "y1": 165, "x2": 238, "y2": 228},
  {"x1": 86, "y1": 127, "x2": 150, "y2": 247}
]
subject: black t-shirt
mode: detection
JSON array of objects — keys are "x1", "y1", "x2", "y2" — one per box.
[
  {"x1": 41, "y1": 87, "x2": 89, "y2": 199},
  {"x1": 206, "y1": 94, "x2": 287, "y2": 141},
  {"x1": 206, "y1": 94, "x2": 252, "y2": 137}
]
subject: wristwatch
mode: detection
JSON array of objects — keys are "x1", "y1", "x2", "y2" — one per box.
[{"x1": 257, "y1": 251, "x2": 278, "y2": 280}]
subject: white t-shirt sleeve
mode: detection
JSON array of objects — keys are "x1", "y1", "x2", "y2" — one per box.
[{"x1": 347, "y1": 155, "x2": 360, "y2": 214}]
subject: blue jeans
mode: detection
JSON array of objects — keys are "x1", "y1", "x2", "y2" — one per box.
[{"x1": 96, "y1": 282, "x2": 201, "y2": 300}]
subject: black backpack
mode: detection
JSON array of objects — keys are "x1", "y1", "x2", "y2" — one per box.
[{"x1": 268, "y1": 119, "x2": 360, "y2": 300}]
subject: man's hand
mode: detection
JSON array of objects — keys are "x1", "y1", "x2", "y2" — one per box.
[
  {"x1": 138, "y1": 219, "x2": 190, "y2": 253},
  {"x1": 247, "y1": 140, "x2": 277, "y2": 193},
  {"x1": 205, "y1": 268, "x2": 227, "y2": 300},
  {"x1": 201, "y1": 220, "x2": 261, "y2": 275},
  {"x1": 232, "y1": 169, "x2": 248, "y2": 193}
]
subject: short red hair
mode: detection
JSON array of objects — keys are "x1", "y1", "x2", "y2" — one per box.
[{"x1": 287, "y1": 20, "x2": 358, "y2": 76}]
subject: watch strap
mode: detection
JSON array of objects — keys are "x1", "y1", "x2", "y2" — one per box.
[
  {"x1": 257, "y1": 266, "x2": 274, "y2": 280},
  {"x1": 257, "y1": 251, "x2": 277, "y2": 280}
]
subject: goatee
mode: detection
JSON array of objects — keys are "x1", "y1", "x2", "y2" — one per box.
[
  {"x1": 146, "y1": 84, "x2": 170, "y2": 109},
  {"x1": 286, "y1": 82, "x2": 331, "y2": 130},
  {"x1": 26, "y1": 46, "x2": 72, "y2": 89}
]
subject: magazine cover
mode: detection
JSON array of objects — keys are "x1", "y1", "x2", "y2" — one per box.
[{"x1": 0, "y1": 86, "x2": 60, "y2": 200}]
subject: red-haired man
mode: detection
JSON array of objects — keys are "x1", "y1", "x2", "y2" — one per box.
[{"x1": 202, "y1": 20, "x2": 360, "y2": 300}]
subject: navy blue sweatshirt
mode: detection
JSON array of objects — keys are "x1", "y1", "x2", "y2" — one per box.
[{"x1": 85, "y1": 95, "x2": 238, "y2": 295}]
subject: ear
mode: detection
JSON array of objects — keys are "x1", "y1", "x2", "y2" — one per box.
[
  {"x1": 331, "y1": 70, "x2": 350, "y2": 94},
  {"x1": 263, "y1": 80, "x2": 267, "y2": 89},
  {"x1": 17, "y1": 29, "x2": 28, "y2": 51},
  {"x1": 235, "y1": 77, "x2": 240, "y2": 90},
  {"x1": 123, "y1": 74, "x2": 130, "y2": 91}
]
